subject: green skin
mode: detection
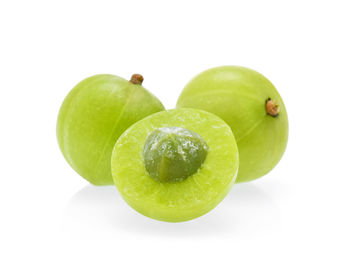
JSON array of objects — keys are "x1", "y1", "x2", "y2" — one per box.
[
  {"x1": 177, "y1": 66, "x2": 288, "y2": 183},
  {"x1": 57, "y1": 74, "x2": 165, "y2": 185},
  {"x1": 111, "y1": 108, "x2": 239, "y2": 222}
]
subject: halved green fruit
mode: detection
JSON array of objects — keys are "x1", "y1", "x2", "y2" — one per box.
[
  {"x1": 57, "y1": 74, "x2": 165, "y2": 185},
  {"x1": 111, "y1": 108, "x2": 239, "y2": 222},
  {"x1": 177, "y1": 66, "x2": 288, "y2": 183}
]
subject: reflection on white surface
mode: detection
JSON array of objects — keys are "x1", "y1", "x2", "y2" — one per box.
[{"x1": 62, "y1": 182, "x2": 281, "y2": 238}]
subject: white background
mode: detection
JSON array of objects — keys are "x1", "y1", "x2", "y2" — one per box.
[{"x1": 1, "y1": 0, "x2": 349, "y2": 277}]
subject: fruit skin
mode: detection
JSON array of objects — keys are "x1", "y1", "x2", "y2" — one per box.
[
  {"x1": 57, "y1": 74, "x2": 165, "y2": 185},
  {"x1": 111, "y1": 108, "x2": 239, "y2": 222},
  {"x1": 177, "y1": 66, "x2": 288, "y2": 183}
]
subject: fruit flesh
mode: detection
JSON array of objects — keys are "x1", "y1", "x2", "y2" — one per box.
[
  {"x1": 143, "y1": 127, "x2": 208, "y2": 183},
  {"x1": 111, "y1": 108, "x2": 239, "y2": 222},
  {"x1": 177, "y1": 66, "x2": 288, "y2": 183},
  {"x1": 57, "y1": 74, "x2": 165, "y2": 185}
]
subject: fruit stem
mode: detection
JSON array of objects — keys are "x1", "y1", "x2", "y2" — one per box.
[
  {"x1": 130, "y1": 74, "x2": 144, "y2": 85},
  {"x1": 266, "y1": 98, "x2": 280, "y2": 117}
]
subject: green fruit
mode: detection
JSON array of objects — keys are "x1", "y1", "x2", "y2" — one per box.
[
  {"x1": 57, "y1": 74, "x2": 165, "y2": 185},
  {"x1": 177, "y1": 66, "x2": 288, "y2": 183},
  {"x1": 111, "y1": 108, "x2": 239, "y2": 222}
]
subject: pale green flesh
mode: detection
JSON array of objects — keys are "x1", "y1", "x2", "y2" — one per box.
[
  {"x1": 177, "y1": 66, "x2": 288, "y2": 183},
  {"x1": 57, "y1": 74, "x2": 165, "y2": 185},
  {"x1": 143, "y1": 127, "x2": 208, "y2": 183},
  {"x1": 111, "y1": 108, "x2": 239, "y2": 222}
]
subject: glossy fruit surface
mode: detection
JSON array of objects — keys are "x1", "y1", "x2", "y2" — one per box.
[
  {"x1": 111, "y1": 108, "x2": 239, "y2": 222},
  {"x1": 177, "y1": 66, "x2": 288, "y2": 183},
  {"x1": 57, "y1": 74, "x2": 165, "y2": 185}
]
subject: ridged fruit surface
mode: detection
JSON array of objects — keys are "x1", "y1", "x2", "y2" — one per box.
[
  {"x1": 57, "y1": 74, "x2": 165, "y2": 185},
  {"x1": 111, "y1": 108, "x2": 239, "y2": 222},
  {"x1": 177, "y1": 66, "x2": 288, "y2": 183}
]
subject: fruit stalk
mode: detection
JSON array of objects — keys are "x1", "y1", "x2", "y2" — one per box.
[
  {"x1": 129, "y1": 74, "x2": 144, "y2": 85},
  {"x1": 266, "y1": 98, "x2": 280, "y2": 117}
]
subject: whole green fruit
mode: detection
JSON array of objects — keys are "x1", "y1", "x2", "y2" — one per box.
[
  {"x1": 177, "y1": 66, "x2": 288, "y2": 183},
  {"x1": 57, "y1": 74, "x2": 165, "y2": 185},
  {"x1": 111, "y1": 108, "x2": 239, "y2": 222}
]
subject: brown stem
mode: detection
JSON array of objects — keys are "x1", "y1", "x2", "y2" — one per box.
[
  {"x1": 266, "y1": 98, "x2": 279, "y2": 117},
  {"x1": 129, "y1": 74, "x2": 144, "y2": 85}
]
